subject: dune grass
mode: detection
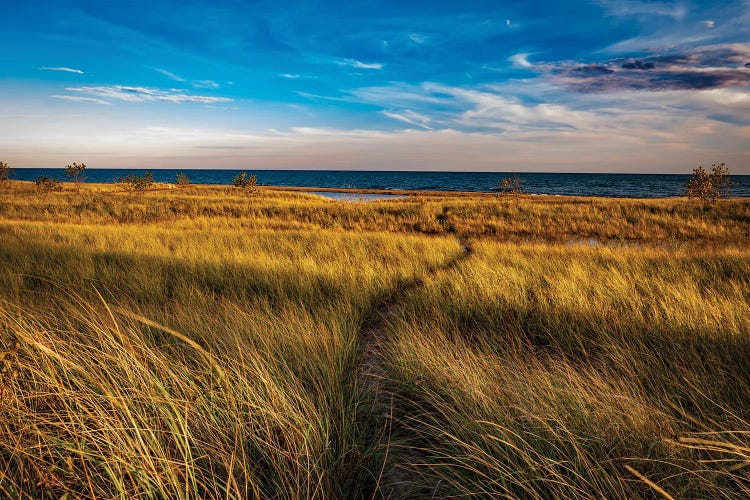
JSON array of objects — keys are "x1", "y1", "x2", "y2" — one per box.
[
  {"x1": 0, "y1": 180, "x2": 749, "y2": 498},
  {"x1": 0, "y1": 216, "x2": 460, "y2": 498},
  {"x1": 2, "y1": 181, "x2": 748, "y2": 242},
  {"x1": 381, "y1": 242, "x2": 750, "y2": 498}
]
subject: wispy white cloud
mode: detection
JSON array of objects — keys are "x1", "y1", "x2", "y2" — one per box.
[
  {"x1": 595, "y1": 0, "x2": 688, "y2": 19},
  {"x1": 381, "y1": 109, "x2": 434, "y2": 129},
  {"x1": 509, "y1": 53, "x2": 533, "y2": 68},
  {"x1": 154, "y1": 69, "x2": 219, "y2": 89},
  {"x1": 295, "y1": 91, "x2": 346, "y2": 101},
  {"x1": 153, "y1": 68, "x2": 185, "y2": 82},
  {"x1": 66, "y1": 85, "x2": 233, "y2": 104},
  {"x1": 337, "y1": 58, "x2": 384, "y2": 70},
  {"x1": 408, "y1": 33, "x2": 427, "y2": 44},
  {"x1": 40, "y1": 67, "x2": 84, "y2": 74},
  {"x1": 343, "y1": 75, "x2": 750, "y2": 154},
  {"x1": 280, "y1": 73, "x2": 317, "y2": 80},
  {"x1": 598, "y1": 1, "x2": 750, "y2": 53},
  {"x1": 192, "y1": 80, "x2": 219, "y2": 89},
  {"x1": 51, "y1": 95, "x2": 110, "y2": 105},
  {"x1": 348, "y1": 83, "x2": 447, "y2": 105},
  {"x1": 348, "y1": 82, "x2": 590, "y2": 132}
]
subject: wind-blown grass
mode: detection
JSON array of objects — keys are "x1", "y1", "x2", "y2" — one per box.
[
  {"x1": 381, "y1": 242, "x2": 750, "y2": 498},
  {"x1": 0, "y1": 180, "x2": 749, "y2": 498},
  {"x1": 0, "y1": 218, "x2": 459, "y2": 498},
  {"x1": 2, "y1": 181, "x2": 748, "y2": 242}
]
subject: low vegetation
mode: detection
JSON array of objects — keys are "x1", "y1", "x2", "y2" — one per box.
[
  {"x1": 498, "y1": 174, "x2": 525, "y2": 199},
  {"x1": 0, "y1": 162, "x2": 11, "y2": 189},
  {"x1": 33, "y1": 176, "x2": 63, "y2": 194},
  {"x1": 0, "y1": 179, "x2": 748, "y2": 498},
  {"x1": 232, "y1": 171, "x2": 257, "y2": 195},
  {"x1": 118, "y1": 172, "x2": 155, "y2": 195},
  {"x1": 175, "y1": 171, "x2": 190, "y2": 187},
  {"x1": 65, "y1": 162, "x2": 86, "y2": 192},
  {"x1": 686, "y1": 162, "x2": 732, "y2": 205}
]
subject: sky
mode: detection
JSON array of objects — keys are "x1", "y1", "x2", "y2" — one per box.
[{"x1": 1, "y1": 0, "x2": 749, "y2": 173}]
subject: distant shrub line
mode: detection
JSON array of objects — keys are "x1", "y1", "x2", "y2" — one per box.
[{"x1": 0, "y1": 158, "x2": 737, "y2": 208}]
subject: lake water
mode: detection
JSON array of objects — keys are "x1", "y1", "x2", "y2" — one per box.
[{"x1": 9, "y1": 169, "x2": 750, "y2": 198}]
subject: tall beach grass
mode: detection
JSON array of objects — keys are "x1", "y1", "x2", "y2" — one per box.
[{"x1": 0, "y1": 180, "x2": 748, "y2": 497}]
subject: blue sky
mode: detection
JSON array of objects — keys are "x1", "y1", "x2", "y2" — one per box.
[{"x1": 1, "y1": 0, "x2": 749, "y2": 172}]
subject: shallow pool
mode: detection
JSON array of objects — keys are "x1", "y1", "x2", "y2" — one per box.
[{"x1": 309, "y1": 191, "x2": 407, "y2": 202}]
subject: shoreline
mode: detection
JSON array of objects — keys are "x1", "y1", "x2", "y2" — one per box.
[
  {"x1": 6, "y1": 179, "x2": 718, "y2": 201},
  {"x1": 7, "y1": 170, "x2": 749, "y2": 200}
]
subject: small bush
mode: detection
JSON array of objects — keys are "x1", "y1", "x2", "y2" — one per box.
[
  {"x1": 0, "y1": 161, "x2": 12, "y2": 188},
  {"x1": 232, "y1": 171, "x2": 257, "y2": 195},
  {"x1": 686, "y1": 163, "x2": 731, "y2": 205},
  {"x1": 498, "y1": 175, "x2": 525, "y2": 200},
  {"x1": 118, "y1": 172, "x2": 154, "y2": 195},
  {"x1": 175, "y1": 172, "x2": 190, "y2": 187},
  {"x1": 65, "y1": 162, "x2": 87, "y2": 192},
  {"x1": 34, "y1": 176, "x2": 63, "y2": 194}
]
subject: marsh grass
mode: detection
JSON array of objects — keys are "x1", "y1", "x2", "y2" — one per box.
[{"x1": 0, "y1": 181, "x2": 748, "y2": 497}]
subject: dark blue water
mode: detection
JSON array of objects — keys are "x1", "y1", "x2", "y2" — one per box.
[{"x1": 9, "y1": 169, "x2": 750, "y2": 198}]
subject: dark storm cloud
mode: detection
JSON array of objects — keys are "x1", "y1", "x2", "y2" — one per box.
[
  {"x1": 570, "y1": 64, "x2": 615, "y2": 76},
  {"x1": 621, "y1": 59, "x2": 654, "y2": 70},
  {"x1": 548, "y1": 44, "x2": 750, "y2": 92}
]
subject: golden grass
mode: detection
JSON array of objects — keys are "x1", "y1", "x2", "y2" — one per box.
[
  {"x1": 2, "y1": 180, "x2": 748, "y2": 242},
  {"x1": 381, "y1": 242, "x2": 750, "y2": 497},
  {"x1": 0, "y1": 212, "x2": 460, "y2": 498},
  {"x1": 0, "y1": 180, "x2": 748, "y2": 497}
]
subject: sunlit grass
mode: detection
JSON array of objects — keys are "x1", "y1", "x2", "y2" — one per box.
[
  {"x1": 0, "y1": 181, "x2": 748, "y2": 498},
  {"x1": 2, "y1": 180, "x2": 748, "y2": 242},
  {"x1": 0, "y1": 215, "x2": 460, "y2": 498},
  {"x1": 382, "y1": 242, "x2": 750, "y2": 497}
]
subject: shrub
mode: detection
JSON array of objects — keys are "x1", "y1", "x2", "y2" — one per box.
[
  {"x1": 498, "y1": 175, "x2": 525, "y2": 199},
  {"x1": 175, "y1": 172, "x2": 190, "y2": 187},
  {"x1": 65, "y1": 162, "x2": 87, "y2": 192},
  {"x1": 0, "y1": 161, "x2": 11, "y2": 189},
  {"x1": 686, "y1": 163, "x2": 731, "y2": 205},
  {"x1": 34, "y1": 176, "x2": 63, "y2": 194},
  {"x1": 232, "y1": 171, "x2": 257, "y2": 195},
  {"x1": 118, "y1": 172, "x2": 154, "y2": 195}
]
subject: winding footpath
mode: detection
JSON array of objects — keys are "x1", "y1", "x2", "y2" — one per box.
[{"x1": 357, "y1": 237, "x2": 473, "y2": 499}]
